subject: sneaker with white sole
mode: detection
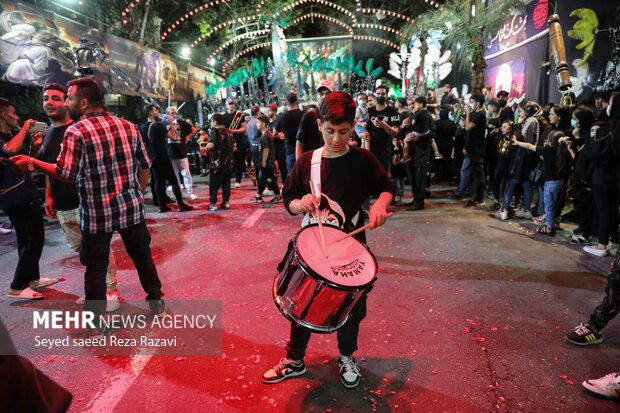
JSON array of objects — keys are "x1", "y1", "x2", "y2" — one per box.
[
  {"x1": 583, "y1": 372, "x2": 620, "y2": 399},
  {"x1": 105, "y1": 290, "x2": 122, "y2": 312},
  {"x1": 570, "y1": 234, "x2": 590, "y2": 245},
  {"x1": 499, "y1": 210, "x2": 509, "y2": 221},
  {"x1": 262, "y1": 358, "x2": 306, "y2": 384},
  {"x1": 149, "y1": 299, "x2": 166, "y2": 318},
  {"x1": 233, "y1": 182, "x2": 241, "y2": 189},
  {"x1": 514, "y1": 209, "x2": 532, "y2": 219},
  {"x1": 188, "y1": 193, "x2": 198, "y2": 200},
  {"x1": 565, "y1": 322, "x2": 602, "y2": 346},
  {"x1": 0, "y1": 226, "x2": 12, "y2": 235},
  {"x1": 338, "y1": 356, "x2": 361, "y2": 388},
  {"x1": 583, "y1": 245, "x2": 610, "y2": 257}
]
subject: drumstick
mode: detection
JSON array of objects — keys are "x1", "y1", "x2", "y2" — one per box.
[
  {"x1": 335, "y1": 213, "x2": 394, "y2": 243},
  {"x1": 309, "y1": 180, "x2": 329, "y2": 259}
]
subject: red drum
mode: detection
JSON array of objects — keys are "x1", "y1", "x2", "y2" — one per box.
[{"x1": 274, "y1": 224, "x2": 377, "y2": 333}]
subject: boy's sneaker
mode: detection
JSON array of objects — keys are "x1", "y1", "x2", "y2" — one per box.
[
  {"x1": 583, "y1": 372, "x2": 620, "y2": 399},
  {"x1": 514, "y1": 209, "x2": 532, "y2": 219},
  {"x1": 220, "y1": 202, "x2": 230, "y2": 209},
  {"x1": 262, "y1": 358, "x2": 306, "y2": 384},
  {"x1": 208, "y1": 204, "x2": 219, "y2": 211},
  {"x1": 565, "y1": 322, "x2": 602, "y2": 346},
  {"x1": 583, "y1": 245, "x2": 610, "y2": 257},
  {"x1": 149, "y1": 299, "x2": 166, "y2": 318},
  {"x1": 233, "y1": 182, "x2": 241, "y2": 189},
  {"x1": 338, "y1": 356, "x2": 361, "y2": 388},
  {"x1": 499, "y1": 210, "x2": 509, "y2": 221},
  {"x1": 250, "y1": 196, "x2": 263, "y2": 203}
]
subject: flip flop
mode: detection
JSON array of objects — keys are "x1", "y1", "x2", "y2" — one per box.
[
  {"x1": 8, "y1": 287, "x2": 44, "y2": 300},
  {"x1": 29, "y1": 277, "x2": 60, "y2": 289},
  {"x1": 536, "y1": 226, "x2": 555, "y2": 236}
]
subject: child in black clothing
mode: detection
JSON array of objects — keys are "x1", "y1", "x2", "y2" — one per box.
[
  {"x1": 251, "y1": 115, "x2": 282, "y2": 203},
  {"x1": 262, "y1": 92, "x2": 394, "y2": 388}
]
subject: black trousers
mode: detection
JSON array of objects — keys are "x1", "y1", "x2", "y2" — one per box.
[
  {"x1": 491, "y1": 159, "x2": 510, "y2": 200},
  {"x1": 233, "y1": 136, "x2": 246, "y2": 184},
  {"x1": 257, "y1": 166, "x2": 280, "y2": 196},
  {"x1": 572, "y1": 183, "x2": 597, "y2": 238},
  {"x1": 250, "y1": 144, "x2": 261, "y2": 182},
  {"x1": 273, "y1": 139, "x2": 287, "y2": 184},
  {"x1": 589, "y1": 243, "x2": 620, "y2": 331},
  {"x1": 209, "y1": 169, "x2": 231, "y2": 205},
  {"x1": 151, "y1": 159, "x2": 183, "y2": 206},
  {"x1": 592, "y1": 185, "x2": 619, "y2": 245},
  {"x1": 81, "y1": 221, "x2": 163, "y2": 317},
  {"x1": 4, "y1": 201, "x2": 44, "y2": 290},
  {"x1": 285, "y1": 299, "x2": 367, "y2": 360},
  {"x1": 406, "y1": 152, "x2": 430, "y2": 207}
]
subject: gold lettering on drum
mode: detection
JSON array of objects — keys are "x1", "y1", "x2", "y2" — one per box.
[{"x1": 330, "y1": 259, "x2": 366, "y2": 278}]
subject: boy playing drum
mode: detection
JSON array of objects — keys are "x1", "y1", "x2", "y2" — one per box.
[{"x1": 262, "y1": 91, "x2": 394, "y2": 388}]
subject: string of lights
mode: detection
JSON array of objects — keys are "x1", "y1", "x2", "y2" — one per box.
[
  {"x1": 352, "y1": 23, "x2": 409, "y2": 40},
  {"x1": 353, "y1": 36, "x2": 399, "y2": 51},
  {"x1": 288, "y1": 13, "x2": 353, "y2": 36},
  {"x1": 190, "y1": 16, "x2": 268, "y2": 48},
  {"x1": 222, "y1": 42, "x2": 272, "y2": 74},
  {"x1": 207, "y1": 30, "x2": 271, "y2": 63},
  {"x1": 160, "y1": 0, "x2": 233, "y2": 41}
]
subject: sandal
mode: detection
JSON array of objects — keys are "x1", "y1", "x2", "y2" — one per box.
[
  {"x1": 534, "y1": 214, "x2": 546, "y2": 225},
  {"x1": 536, "y1": 226, "x2": 555, "y2": 236},
  {"x1": 29, "y1": 277, "x2": 59, "y2": 289},
  {"x1": 8, "y1": 287, "x2": 44, "y2": 300}
]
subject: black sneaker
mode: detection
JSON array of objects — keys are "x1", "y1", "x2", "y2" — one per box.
[
  {"x1": 250, "y1": 196, "x2": 263, "y2": 203},
  {"x1": 565, "y1": 322, "x2": 602, "y2": 346},
  {"x1": 268, "y1": 195, "x2": 283, "y2": 203},
  {"x1": 338, "y1": 356, "x2": 361, "y2": 388},
  {"x1": 465, "y1": 198, "x2": 483, "y2": 206},
  {"x1": 450, "y1": 193, "x2": 464, "y2": 200},
  {"x1": 262, "y1": 358, "x2": 306, "y2": 384},
  {"x1": 178, "y1": 203, "x2": 193, "y2": 212},
  {"x1": 149, "y1": 299, "x2": 166, "y2": 318}
]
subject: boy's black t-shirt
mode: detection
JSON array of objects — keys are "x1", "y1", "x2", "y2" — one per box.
[
  {"x1": 275, "y1": 109, "x2": 304, "y2": 155},
  {"x1": 283, "y1": 146, "x2": 395, "y2": 243},
  {"x1": 38, "y1": 122, "x2": 79, "y2": 211},
  {"x1": 260, "y1": 130, "x2": 276, "y2": 170}
]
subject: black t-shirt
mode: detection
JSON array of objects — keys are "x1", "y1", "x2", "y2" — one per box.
[
  {"x1": 167, "y1": 119, "x2": 192, "y2": 159},
  {"x1": 536, "y1": 145, "x2": 571, "y2": 181},
  {"x1": 283, "y1": 146, "x2": 395, "y2": 243},
  {"x1": 208, "y1": 127, "x2": 233, "y2": 173},
  {"x1": 260, "y1": 130, "x2": 276, "y2": 170},
  {"x1": 296, "y1": 109, "x2": 322, "y2": 153},
  {"x1": 0, "y1": 130, "x2": 39, "y2": 210},
  {"x1": 412, "y1": 110, "x2": 431, "y2": 135},
  {"x1": 147, "y1": 121, "x2": 170, "y2": 163},
  {"x1": 38, "y1": 122, "x2": 79, "y2": 211},
  {"x1": 366, "y1": 105, "x2": 400, "y2": 165},
  {"x1": 275, "y1": 108, "x2": 304, "y2": 155},
  {"x1": 464, "y1": 110, "x2": 487, "y2": 157}
]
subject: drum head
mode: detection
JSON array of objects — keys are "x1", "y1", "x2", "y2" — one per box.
[{"x1": 296, "y1": 225, "x2": 377, "y2": 288}]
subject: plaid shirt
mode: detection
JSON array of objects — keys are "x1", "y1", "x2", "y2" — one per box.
[{"x1": 56, "y1": 111, "x2": 151, "y2": 234}]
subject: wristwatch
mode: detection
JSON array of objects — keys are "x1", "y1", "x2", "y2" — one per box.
[{"x1": 27, "y1": 157, "x2": 35, "y2": 172}]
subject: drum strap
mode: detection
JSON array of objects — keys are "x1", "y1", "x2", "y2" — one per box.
[{"x1": 310, "y1": 148, "x2": 322, "y2": 198}]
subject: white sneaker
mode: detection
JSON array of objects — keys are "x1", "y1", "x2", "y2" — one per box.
[
  {"x1": 0, "y1": 226, "x2": 11, "y2": 235},
  {"x1": 166, "y1": 185, "x2": 173, "y2": 193},
  {"x1": 583, "y1": 372, "x2": 620, "y2": 399},
  {"x1": 105, "y1": 290, "x2": 122, "y2": 312},
  {"x1": 338, "y1": 356, "x2": 361, "y2": 388},
  {"x1": 233, "y1": 182, "x2": 241, "y2": 189},
  {"x1": 499, "y1": 210, "x2": 509, "y2": 221},
  {"x1": 514, "y1": 209, "x2": 532, "y2": 219},
  {"x1": 583, "y1": 245, "x2": 610, "y2": 257},
  {"x1": 434, "y1": 151, "x2": 443, "y2": 160},
  {"x1": 188, "y1": 193, "x2": 198, "y2": 200}
]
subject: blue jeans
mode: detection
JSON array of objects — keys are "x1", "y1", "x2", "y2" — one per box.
[
  {"x1": 502, "y1": 179, "x2": 533, "y2": 211},
  {"x1": 286, "y1": 153, "x2": 296, "y2": 174},
  {"x1": 456, "y1": 155, "x2": 484, "y2": 199},
  {"x1": 543, "y1": 179, "x2": 566, "y2": 228},
  {"x1": 537, "y1": 185, "x2": 545, "y2": 215},
  {"x1": 392, "y1": 177, "x2": 404, "y2": 197}
]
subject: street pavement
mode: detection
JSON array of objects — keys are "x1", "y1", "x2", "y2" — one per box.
[{"x1": 0, "y1": 177, "x2": 618, "y2": 412}]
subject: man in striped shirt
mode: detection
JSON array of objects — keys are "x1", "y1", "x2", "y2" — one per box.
[{"x1": 13, "y1": 79, "x2": 165, "y2": 334}]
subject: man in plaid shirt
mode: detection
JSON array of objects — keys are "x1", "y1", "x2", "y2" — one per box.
[{"x1": 13, "y1": 79, "x2": 165, "y2": 335}]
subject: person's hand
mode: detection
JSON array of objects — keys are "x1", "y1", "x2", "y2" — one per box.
[
  {"x1": 23, "y1": 119, "x2": 37, "y2": 130},
  {"x1": 573, "y1": 128, "x2": 580, "y2": 139},
  {"x1": 465, "y1": 104, "x2": 471, "y2": 115},
  {"x1": 462, "y1": 149, "x2": 468, "y2": 155},
  {"x1": 368, "y1": 201, "x2": 389, "y2": 229},
  {"x1": 401, "y1": 118, "x2": 410, "y2": 127},
  {"x1": 261, "y1": 162, "x2": 266, "y2": 169},
  {"x1": 167, "y1": 116, "x2": 174, "y2": 126},
  {"x1": 10, "y1": 154, "x2": 30, "y2": 172},
  {"x1": 45, "y1": 195, "x2": 56, "y2": 219},
  {"x1": 511, "y1": 136, "x2": 518, "y2": 145},
  {"x1": 298, "y1": 193, "x2": 319, "y2": 213},
  {"x1": 372, "y1": 118, "x2": 386, "y2": 128}
]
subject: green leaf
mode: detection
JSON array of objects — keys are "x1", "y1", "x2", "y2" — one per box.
[
  {"x1": 370, "y1": 67, "x2": 383, "y2": 79},
  {"x1": 365, "y1": 58, "x2": 374, "y2": 74}
]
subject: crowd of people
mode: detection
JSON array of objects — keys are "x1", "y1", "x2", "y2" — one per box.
[{"x1": 1, "y1": 75, "x2": 620, "y2": 398}]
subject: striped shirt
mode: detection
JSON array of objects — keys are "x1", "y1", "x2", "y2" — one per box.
[{"x1": 56, "y1": 111, "x2": 151, "y2": 234}]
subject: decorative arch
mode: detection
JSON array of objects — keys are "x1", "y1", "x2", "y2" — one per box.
[{"x1": 222, "y1": 42, "x2": 273, "y2": 74}]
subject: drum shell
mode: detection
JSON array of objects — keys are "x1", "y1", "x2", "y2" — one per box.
[{"x1": 273, "y1": 226, "x2": 377, "y2": 333}]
